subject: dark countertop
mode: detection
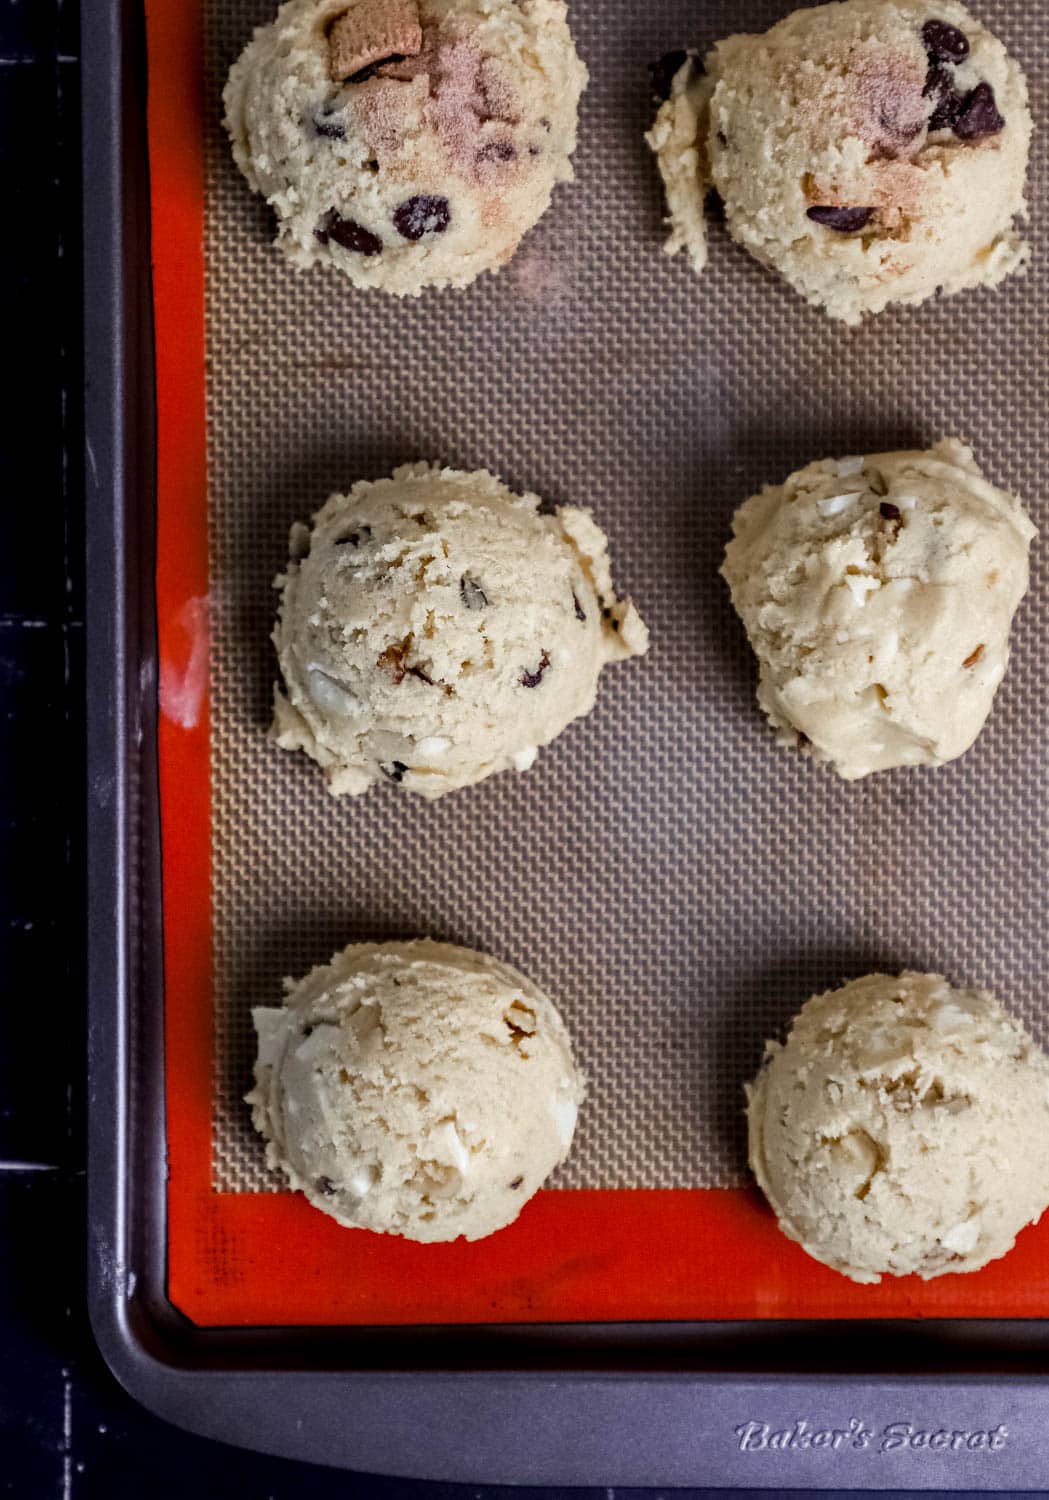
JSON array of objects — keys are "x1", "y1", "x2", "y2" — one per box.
[{"x1": 0, "y1": 0, "x2": 1041, "y2": 1493}]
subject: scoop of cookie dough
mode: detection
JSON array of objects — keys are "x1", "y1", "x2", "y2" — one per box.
[
  {"x1": 721, "y1": 439, "x2": 1034, "y2": 779},
  {"x1": 248, "y1": 939, "x2": 584, "y2": 1241},
  {"x1": 272, "y1": 462, "x2": 648, "y2": 796},
  {"x1": 223, "y1": 0, "x2": 587, "y2": 293},
  {"x1": 646, "y1": 0, "x2": 1032, "y2": 322},
  {"x1": 747, "y1": 972, "x2": 1049, "y2": 1283}
]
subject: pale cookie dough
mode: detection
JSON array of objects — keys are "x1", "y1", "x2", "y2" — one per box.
[
  {"x1": 272, "y1": 462, "x2": 648, "y2": 796},
  {"x1": 646, "y1": 1, "x2": 1032, "y2": 323},
  {"x1": 248, "y1": 939, "x2": 584, "y2": 1241},
  {"x1": 747, "y1": 972, "x2": 1049, "y2": 1283},
  {"x1": 721, "y1": 439, "x2": 1034, "y2": 779},
  {"x1": 223, "y1": 0, "x2": 587, "y2": 293}
]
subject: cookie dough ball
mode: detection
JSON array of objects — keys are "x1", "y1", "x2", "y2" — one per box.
[
  {"x1": 646, "y1": 1, "x2": 1032, "y2": 322},
  {"x1": 223, "y1": 0, "x2": 587, "y2": 293},
  {"x1": 248, "y1": 940, "x2": 584, "y2": 1241},
  {"x1": 748, "y1": 972, "x2": 1049, "y2": 1283},
  {"x1": 721, "y1": 440, "x2": 1034, "y2": 779},
  {"x1": 272, "y1": 462, "x2": 648, "y2": 796}
]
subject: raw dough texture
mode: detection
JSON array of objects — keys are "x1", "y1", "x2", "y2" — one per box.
[
  {"x1": 721, "y1": 439, "x2": 1034, "y2": 779},
  {"x1": 646, "y1": 0, "x2": 1032, "y2": 323},
  {"x1": 223, "y1": 0, "x2": 587, "y2": 293},
  {"x1": 747, "y1": 972, "x2": 1049, "y2": 1283},
  {"x1": 272, "y1": 461, "x2": 648, "y2": 797},
  {"x1": 248, "y1": 939, "x2": 584, "y2": 1241}
]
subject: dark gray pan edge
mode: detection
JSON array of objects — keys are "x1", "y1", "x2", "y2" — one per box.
[{"x1": 83, "y1": 0, "x2": 1049, "y2": 1482}]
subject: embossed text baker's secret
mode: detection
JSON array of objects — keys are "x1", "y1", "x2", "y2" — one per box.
[{"x1": 734, "y1": 1419, "x2": 1009, "y2": 1454}]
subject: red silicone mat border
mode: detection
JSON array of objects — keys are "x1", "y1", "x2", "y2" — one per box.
[{"x1": 149, "y1": 0, "x2": 1049, "y2": 1327}]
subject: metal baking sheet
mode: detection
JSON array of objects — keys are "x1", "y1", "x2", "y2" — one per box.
[
  {"x1": 190, "y1": 0, "x2": 1049, "y2": 1318},
  {"x1": 84, "y1": 0, "x2": 1049, "y2": 1482}
]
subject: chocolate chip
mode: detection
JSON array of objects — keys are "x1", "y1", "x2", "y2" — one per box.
[
  {"x1": 460, "y1": 575, "x2": 488, "y2": 610},
  {"x1": 806, "y1": 205, "x2": 875, "y2": 232},
  {"x1": 929, "y1": 93, "x2": 962, "y2": 131},
  {"x1": 335, "y1": 524, "x2": 371, "y2": 547},
  {"x1": 922, "y1": 20, "x2": 969, "y2": 64},
  {"x1": 346, "y1": 52, "x2": 407, "y2": 84},
  {"x1": 477, "y1": 140, "x2": 516, "y2": 163},
  {"x1": 647, "y1": 50, "x2": 693, "y2": 102},
  {"x1": 508, "y1": 1176, "x2": 524, "y2": 1190},
  {"x1": 314, "y1": 114, "x2": 346, "y2": 140},
  {"x1": 924, "y1": 63, "x2": 963, "y2": 131},
  {"x1": 521, "y1": 651, "x2": 551, "y2": 689},
  {"x1": 381, "y1": 760, "x2": 408, "y2": 783},
  {"x1": 879, "y1": 107, "x2": 925, "y2": 145},
  {"x1": 879, "y1": 502, "x2": 901, "y2": 520},
  {"x1": 599, "y1": 596, "x2": 621, "y2": 631},
  {"x1": 393, "y1": 194, "x2": 451, "y2": 241},
  {"x1": 315, "y1": 209, "x2": 383, "y2": 255},
  {"x1": 796, "y1": 731, "x2": 811, "y2": 750},
  {"x1": 572, "y1": 592, "x2": 586, "y2": 623},
  {"x1": 954, "y1": 81, "x2": 1005, "y2": 140},
  {"x1": 316, "y1": 1176, "x2": 336, "y2": 1196}
]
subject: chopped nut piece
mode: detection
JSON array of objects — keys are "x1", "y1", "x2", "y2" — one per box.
[{"x1": 817, "y1": 491, "x2": 862, "y2": 517}]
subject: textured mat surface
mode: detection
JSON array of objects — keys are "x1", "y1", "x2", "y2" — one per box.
[{"x1": 202, "y1": 0, "x2": 1048, "y2": 1193}]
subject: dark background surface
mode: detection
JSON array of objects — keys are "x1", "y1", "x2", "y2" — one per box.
[{"x1": 0, "y1": 0, "x2": 1044, "y2": 1493}]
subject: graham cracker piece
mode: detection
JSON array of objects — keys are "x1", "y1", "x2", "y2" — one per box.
[{"x1": 328, "y1": 0, "x2": 423, "y2": 81}]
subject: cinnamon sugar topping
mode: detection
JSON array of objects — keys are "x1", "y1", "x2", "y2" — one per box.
[
  {"x1": 348, "y1": 24, "x2": 526, "y2": 182},
  {"x1": 850, "y1": 53, "x2": 928, "y2": 154}
]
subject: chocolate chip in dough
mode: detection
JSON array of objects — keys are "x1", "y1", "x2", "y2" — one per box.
[
  {"x1": 393, "y1": 195, "x2": 451, "y2": 241},
  {"x1": 521, "y1": 651, "x2": 551, "y2": 688},
  {"x1": 924, "y1": 64, "x2": 963, "y2": 131},
  {"x1": 647, "y1": 50, "x2": 693, "y2": 102},
  {"x1": 316, "y1": 209, "x2": 384, "y2": 255},
  {"x1": 806, "y1": 205, "x2": 875, "y2": 233},
  {"x1": 954, "y1": 81, "x2": 1005, "y2": 140},
  {"x1": 477, "y1": 140, "x2": 517, "y2": 163},
  {"x1": 313, "y1": 113, "x2": 346, "y2": 139},
  {"x1": 922, "y1": 20, "x2": 970, "y2": 64}
]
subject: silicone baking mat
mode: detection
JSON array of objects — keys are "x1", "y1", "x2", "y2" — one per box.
[{"x1": 151, "y1": 0, "x2": 1049, "y2": 1325}]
